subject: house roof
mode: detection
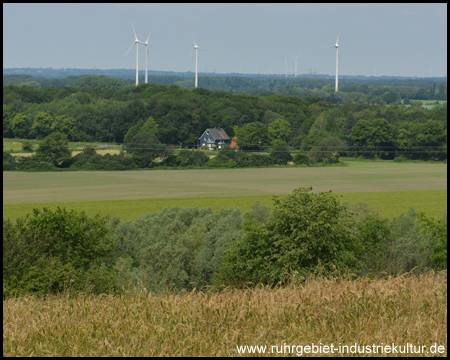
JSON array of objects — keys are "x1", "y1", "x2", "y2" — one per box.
[{"x1": 204, "y1": 127, "x2": 230, "y2": 140}]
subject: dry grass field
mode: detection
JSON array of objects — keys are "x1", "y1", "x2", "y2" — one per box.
[{"x1": 3, "y1": 271, "x2": 447, "y2": 357}]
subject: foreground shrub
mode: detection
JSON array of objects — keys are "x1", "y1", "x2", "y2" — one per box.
[
  {"x1": 418, "y1": 212, "x2": 447, "y2": 270},
  {"x1": 3, "y1": 207, "x2": 117, "y2": 298},
  {"x1": 215, "y1": 187, "x2": 359, "y2": 287},
  {"x1": 345, "y1": 203, "x2": 440, "y2": 276},
  {"x1": 112, "y1": 207, "x2": 245, "y2": 293}
]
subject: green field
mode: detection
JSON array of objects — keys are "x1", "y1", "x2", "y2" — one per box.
[
  {"x1": 418, "y1": 100, "x2": 447, "y2": 110},
  {"x1": 3, "y1": 162, "x2": 447, "y2": 221},
  {"x1": 2, "y1": 190, "x2": 447, "y2": 222},
  {"x1": 402, "y1": 100, "x2": 447, "y2": 109}
]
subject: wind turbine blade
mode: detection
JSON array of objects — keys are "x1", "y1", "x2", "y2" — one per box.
[
  {"x1": 336, "y1": 31, "x2": 340, "y2": 44},
  {"x1": 132, "y1": 23, "x2": 138, "y2": 41},
  {"x1": 193, "y1": 35, "x2": 197, "y2": 47},
  {"x1": 187, "y1": 48, "x2": 194, "y2": 60},
  {"x1": 146, "y1": 30, "x2": 153, "y2": 43},
  {"x1": 125, "y1": 42, "x2": 135, "y2": 55}
]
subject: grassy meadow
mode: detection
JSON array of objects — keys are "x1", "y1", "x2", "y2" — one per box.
[
  {"x1": 3, "y1": 162, "x2": 447, "y2": 221},
  {"x1": 2, "y1": 189, "x2": 447, "y2": 222},
  {"x1": 3, "y1": 271, "x2": 447, "y2": 357}
]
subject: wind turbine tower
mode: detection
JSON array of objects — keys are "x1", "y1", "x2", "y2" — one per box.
[
  {"x1": 328, "y1": 32, "x2": 340, "y2": 92},
  {"x1": 188, "y1": 36, "x2": 204, "y2": 88},
  {"x1": 292, "y1": 54, "x2": 300, "y2": 77},
  {"x1": 285, "y1": 58, "x2": 289, "y2": 78},
  {"x1": 143, "y1": 30, "x2": 152, "y2": 84},
  {"x1": 125, "y1": 24, "x2": 142, "y2": 86}
]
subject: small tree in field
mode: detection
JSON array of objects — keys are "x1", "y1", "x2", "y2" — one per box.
[
  {"x1": 215, "y1": 187, "x2": 359, "y2": 287},
  {"x1": 35, "y1": 132, "x2": 72, "y2": 167},
  {"x1": 125, "y1": 132, "x2": 171, "y2": 168}
]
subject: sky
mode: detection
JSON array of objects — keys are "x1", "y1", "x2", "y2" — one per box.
[{"x1": 3, "y1": 3, "x2": 447, "y2": 77}]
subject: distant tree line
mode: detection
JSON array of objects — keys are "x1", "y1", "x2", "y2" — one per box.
[
  {"x1": 3, "y1": 133, "x2": 311, "y2": 171},
  {"x1": 3, "y1": 80, "x2": 447, "y2": 162}
]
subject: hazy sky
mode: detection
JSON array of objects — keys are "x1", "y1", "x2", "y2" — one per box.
[{"x1": 3, "y1": 3, "x2": 447, "y2": 77}]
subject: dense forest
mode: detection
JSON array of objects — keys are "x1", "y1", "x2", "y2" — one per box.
[{"x1": 3, "y1": 74, "x2": 447, "y2": 166}]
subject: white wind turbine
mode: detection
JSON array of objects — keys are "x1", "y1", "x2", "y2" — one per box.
[
  {"x1": 328, "y1": 31, "x2": 340, "y2": 92},
  {"x1": 188, "y1": 36, "x2": 204, "y2": 88},
  {"x1": 125, "y1": 23, "x2": 142, "y2": 86},
  {"x1": 285, "y1": 58, "x2": 289, "y2": 78},
  {"x1": 143, "y1": 30, "x2": 152, "y2": 84},
  {"x1": 291, "y1": 54, "x2": 300, "y2": 77}
]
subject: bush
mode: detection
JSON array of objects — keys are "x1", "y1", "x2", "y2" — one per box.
[
  {"x1": 112, "y1": 207, "x2": 245, "y2": 293},
  {"x1": 3, "y1": 207, "x2": 117, "y2": 297},
  {"x1": 269, "y1": 142, "x2": 292, "y2": 165},
  {"x1": 215, "y1": 187, "x2": 360, "y2": 287},
  {"x1": 293, "y1": 153, "x2": 311, "y2": 165},
  {"x1": 172, "y1": 150, "x2": 210, "y2": 167},
  {"x1": 3, "y1": 151, "x2": 17, "y2": 171},
  {"x1": 71, "y1": 153, "x2": 137, "y2": 170},
  {"x1": 394, "y1": 155, "x2": 408, "y2": 162},
  {"x1": 21, "y1": 141, "x2": 33, "y2": 152},
  {"x1": 205, "y1": 158, "x2": 238, "y2": 168},
  {"x1": 10, "y1": 155, "x2": 60, "y2": 171},
  {"x1": 353, "y1": 212, "x2": 392, "y2": 275},
  {"x1": 215, "y1": 146, "x2": 237, "y2": 161},
  {"x1": 418, "y1": 212, "x2": 447, "y2": 270},
  {"x1": 384, "y1": 210, "x2": 435, "y2": 275},
  {"x1": 247, "y1": 153, "x2": 273, "y2": 167}
]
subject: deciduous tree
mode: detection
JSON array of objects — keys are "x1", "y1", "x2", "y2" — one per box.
[{"x1": 35, "y1": 132, "x2": 72, "y2": 166}]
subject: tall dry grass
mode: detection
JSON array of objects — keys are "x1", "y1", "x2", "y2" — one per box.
[{"x1": 3, "y1": 271, "x2": 447, "y2": 357}]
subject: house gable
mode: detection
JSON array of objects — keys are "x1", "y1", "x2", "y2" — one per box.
[{"x1": 199, "y1": 127, "x2": 231, "y2": 149}]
